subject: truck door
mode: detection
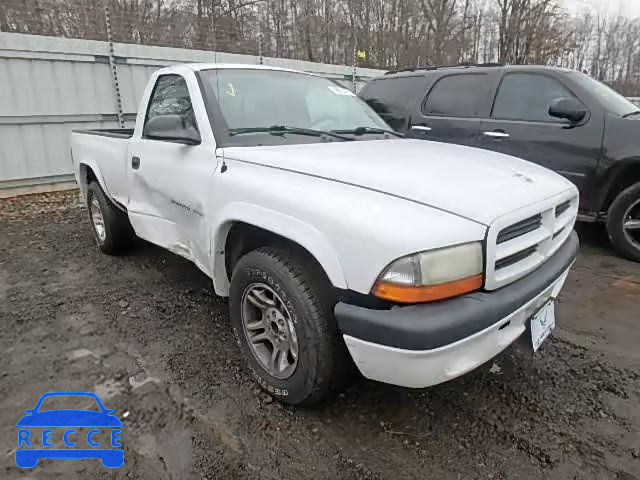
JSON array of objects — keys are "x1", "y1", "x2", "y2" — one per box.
[
  {"x1": 127, "y1": 72, "x2": 218, "y2": 276},
  {"x1": 407, "y1": 73, "x2": 492, "y2": 147},
  {"x1": 475, "y1": 72, "x2": 602, "y2": 193}
]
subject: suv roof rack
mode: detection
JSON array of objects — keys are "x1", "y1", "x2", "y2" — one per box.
[{"x1": 385, "y1": 63, "x2": 503, "y2": 75}]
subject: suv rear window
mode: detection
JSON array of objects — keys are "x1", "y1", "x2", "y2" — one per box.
[
  {"x1": 360, "y1": 76, "x2": 426, "y2": 129},
  {"x1": 423, "y1": 74, "x2": 487, "y2": 118}
]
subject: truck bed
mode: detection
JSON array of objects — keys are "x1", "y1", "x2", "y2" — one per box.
[
  {"x1": 71, "y1": 129, "x2": 132, "y2": 206},
  {"x1": 72, "y1": 128, "x2": 134, "y2": 139}
]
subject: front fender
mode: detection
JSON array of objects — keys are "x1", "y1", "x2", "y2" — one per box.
[
  {"x1": 594, "y1": 157, "x2": 640, "y2": 212},
  {"x1": 211, "y1": 202, "x2": 348, "y2": 297}
]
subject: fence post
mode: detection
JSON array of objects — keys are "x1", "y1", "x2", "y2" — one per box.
[
  {"x1": 258, "y1": 23, "x2": 263, "y2": 65},
  {"x1": 352, "y1": 43, "x2": 357, "y2": 93},
  {"x1": 104, "y1": 5, "x2": 124, "y2": 128}
]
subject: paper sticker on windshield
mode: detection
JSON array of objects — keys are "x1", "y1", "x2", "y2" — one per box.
[{"x1": 328, "y1": 86, "x2": 355, "y2": 96}]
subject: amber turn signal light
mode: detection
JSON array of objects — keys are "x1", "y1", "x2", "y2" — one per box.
[{"x1": 373, "y1": 274, "x2": 483, "y2": 303}]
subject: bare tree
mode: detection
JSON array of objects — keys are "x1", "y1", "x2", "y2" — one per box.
[
  {"x1": 421, "y1": 0, "x2": 457, "y2": 64},
  {"x1": 1, "y1": 0, "x2": 639, "y2": 91}
]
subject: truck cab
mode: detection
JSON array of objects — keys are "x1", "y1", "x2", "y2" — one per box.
[{"x1": 360, "y1": 65, "x2": 640, "y2": 262}]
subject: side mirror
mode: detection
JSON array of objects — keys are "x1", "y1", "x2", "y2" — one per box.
[
  {"x1": 548, "y1": 97, "x2": 587, "y2": 124},
  {"x1": 24, "y1": 409, "x2": 34, "y2": 414},
  {"x1": 144, "y1": 114, "x2": 201, "y2": 145}
]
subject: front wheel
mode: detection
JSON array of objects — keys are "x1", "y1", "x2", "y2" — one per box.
[
  {"x1": 607, "y1": 182, "x2": 640, "y2": 263},
  {"x1": 229, "y1": 247, "x2": 352, "y2": 405}
]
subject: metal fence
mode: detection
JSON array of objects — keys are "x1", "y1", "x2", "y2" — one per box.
[{"x1": 0, "y1": 32, "x2": 383, "y2": 192}]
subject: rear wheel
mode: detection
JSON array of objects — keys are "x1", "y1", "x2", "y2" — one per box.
[
  {"x1": 86, "y1": 181, "x2": 135, "y2": 255},
  {"x1": 607, "y1": 182, "x2": 640, "y2": 262},
  {"x1": 229, "y1": 247, "x2": 352, "y2": 405}
]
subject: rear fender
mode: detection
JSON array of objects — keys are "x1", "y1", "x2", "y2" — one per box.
[{"x1": 77, "y1": 160, "x2": 112, "y2": 203}]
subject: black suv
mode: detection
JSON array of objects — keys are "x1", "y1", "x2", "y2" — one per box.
[{"x1": 359, "y1": 64, "x2": 640, "y2": 262}]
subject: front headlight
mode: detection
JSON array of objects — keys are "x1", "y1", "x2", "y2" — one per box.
[{"x1": 373, "y1": 242, "x2": 483, "y2": 303}]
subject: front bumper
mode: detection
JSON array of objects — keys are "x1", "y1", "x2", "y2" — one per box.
[{"x1": 335, "y1": 231, "x2": 579, "y2": 388}]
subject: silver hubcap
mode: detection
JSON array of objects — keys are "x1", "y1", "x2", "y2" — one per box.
[
  {"x1": 90, "y1": 196, "x2": 106, "y2": 242},
  {"x1": 623, "y1": 199, "x2": 640, "y2": 251},
  {"x1": 241, "y1": 283, "x2": 298, "y2": 379}
]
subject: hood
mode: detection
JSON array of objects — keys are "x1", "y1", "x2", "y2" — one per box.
[{"x1": 222, "y1": 139, "x2": 575, "y2": 225}]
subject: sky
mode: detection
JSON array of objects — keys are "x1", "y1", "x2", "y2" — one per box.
[{"x1": 563, "y1": 0, "x2": 640, "y2": 17}]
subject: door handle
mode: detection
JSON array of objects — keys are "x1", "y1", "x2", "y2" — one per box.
[
  {"x1": 411, "y1": 125, "x2": 432, "y2": 132},
  {"x1": 131, "y1": 156, "x2": 141, "y2": 169},
  {"x1": 483, "y1": 130, "x2": 510, "y2": 139}
]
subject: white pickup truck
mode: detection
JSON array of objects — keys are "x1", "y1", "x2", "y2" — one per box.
[{"x1": 72, "y1": 63, "x2": 579, "y2": 405}]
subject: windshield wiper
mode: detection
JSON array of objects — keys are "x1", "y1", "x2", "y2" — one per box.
[
  {"x1": 622, "y1": 110, "x2": 640, "y2": 119},
  {"x1": 331, "y1": 126, "x2": 405, "y2": 138},
  {"x1": 229, "y1": 125, "x2": 353, "y2": 141}
]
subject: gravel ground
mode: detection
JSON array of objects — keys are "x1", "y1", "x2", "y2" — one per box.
[{"x1": 1, "y1": 191, "x2": 639, "y2": 480}]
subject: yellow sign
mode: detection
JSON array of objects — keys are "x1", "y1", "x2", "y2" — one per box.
[{"x1": 357, "y1": 50, "x2": 366, "y2": 60}]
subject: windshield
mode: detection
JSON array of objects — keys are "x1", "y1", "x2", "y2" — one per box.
[
  {"x1": 569, "y1": 72, "x2": 638, "y2": 117},
  {"x1": 199, "y1": 69, "x2": 389, "y2": 135}
]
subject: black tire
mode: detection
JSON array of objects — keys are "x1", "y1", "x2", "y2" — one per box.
[
  {"x1": 606, "y1": 181, "x2": 640, "y2": 262},
  {"x1": 229, "y1": 247, "x2": 352, "y2": 405},
  {"x1": 86, "y1": 181, "x2": 135, "y2": 255}
]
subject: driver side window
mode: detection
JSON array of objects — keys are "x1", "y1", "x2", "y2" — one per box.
[
  {"x1": 492, "y1": 73, "x2": 581, "y2": 123},
  {"x1": 143, "y1": 75, "x2": 197, "y2": 136}
]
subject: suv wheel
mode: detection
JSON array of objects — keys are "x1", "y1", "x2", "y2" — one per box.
[
  {"x1": 86, "y1": 182, "x2": 135, "y2": 255},
  {"x1": 607, "y1": 182, "x2": 640, "y2": 262},
  {"x1": 229, "y1": 247, "x2": 352, "y2": 405}
]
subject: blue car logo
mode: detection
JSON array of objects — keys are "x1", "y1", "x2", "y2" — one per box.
[{"x1": 15, "y1": 391, "x2": 124, "y2": 468}]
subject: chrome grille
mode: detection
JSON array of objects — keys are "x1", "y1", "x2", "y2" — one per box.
[
  {"x1": 497, "y1": 214, "x2": 542, "y2": 244},
  {"x1": 485, "y1": 193, "x2": 578, "y2": 290},
  {"x1": 555, "y1": 200, "x2": 571, "y2": 217},
  {"x1": 495, "y1": 245, "x2": 538, "y2": 270},
  {"x1": 553, "y1": 226, "x2": 566, "y2": 239}
]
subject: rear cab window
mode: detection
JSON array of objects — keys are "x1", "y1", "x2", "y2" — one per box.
[{"x1": 422, "y1": 74, "x2": 489, "y2": 118}]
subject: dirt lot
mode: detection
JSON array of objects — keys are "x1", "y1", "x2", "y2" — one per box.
[{"x1": 1, "y1": 191, "x2": 639, "y2": 480}]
